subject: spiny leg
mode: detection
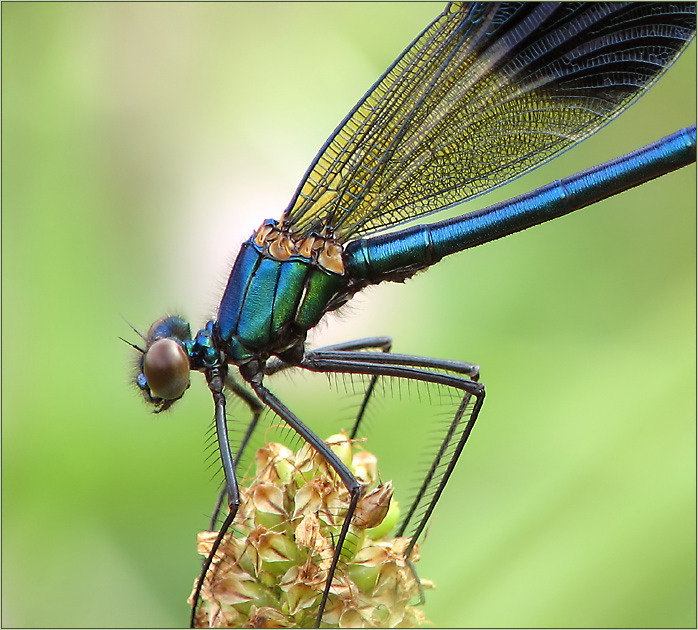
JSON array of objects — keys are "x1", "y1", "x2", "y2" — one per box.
[
  {"x1": 308, "y1": 337, "x2": 394, "y2": 439},
  {"x1": 265, "y1": 337, "x2": 394, "y2": 440},
  {"x1": 208, "y1": 374, "x2": 264, "y2": 530},
  {"x1": 190, "y1": 366, "x2": 241, "y2": 628},
  {"x1": 193, "y1": 348, "x2": 484, "y2": 626},
  {"x1": 338, "y1": 340, "x2": 393, "y2": 439},
  {"x1": 308, "y1": 349, "x2": 480, "y2": 380},
  {"x1": 393, "y1": 382, "x2": 482, "y2": 605},
  {"x1": 312, "y1": 347, "x2": 480, "y2": 434},
  {"x1": 250, "y1": 381, "x2": 363, "y2": 628},
  {"x1": 263, "y1": 336, "x2": 393, "y2": 377},
  {"x1": 300, "y1": 350, "x2": 484, "y2": 603},
  {"x1": 225, "y1": 374, "x2": 265, "y2": 467},
  {"x1": 302, "y1": 350, "x2": 483, "y2": 537}
]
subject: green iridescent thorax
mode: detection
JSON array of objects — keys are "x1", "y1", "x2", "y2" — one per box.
[{"x1": 215, "y1": 221, "x2": 353, "y2": 366}]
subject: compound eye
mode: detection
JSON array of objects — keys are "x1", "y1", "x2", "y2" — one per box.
[{"x1": 143, "y1": 338, "x2": 190, "y2": 400}]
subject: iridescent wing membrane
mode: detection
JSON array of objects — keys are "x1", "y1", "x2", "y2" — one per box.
[{"x1": 283, "y1": 2, "x2": 696, "y2": 241}]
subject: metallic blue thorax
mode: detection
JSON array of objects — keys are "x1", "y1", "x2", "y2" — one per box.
[{"x1": 215, "y1": 221, "x2": 351, "y2": 364}]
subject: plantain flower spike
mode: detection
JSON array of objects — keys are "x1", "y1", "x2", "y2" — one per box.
[{"x1": 190, "y1": 431, "x2": 433, "y2": 628}]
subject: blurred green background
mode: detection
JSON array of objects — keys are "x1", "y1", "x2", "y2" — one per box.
[{"x1": 2, "y1": 3, "x2": 695, "y2": 628}]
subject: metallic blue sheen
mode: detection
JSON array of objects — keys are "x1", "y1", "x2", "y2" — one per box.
[
  {"x1": 237, "y1": 257, "x2": 282, "y2": 348},
  {"x1": 272, "y1": 262, "x2": 309, "y2": 333},
  {"x1": 295, "y1": 268, "x2": 345, "y2": 330},
  {"x1": 185, "y1": 321, "x2": 220, "y2": 370},
  {"x1": 130, "y1": 5, "x2": 696, "y2": 625},
  {"x1": 136, "y1": 372, "x2": 148, "y2": 390},
  {"x1": 216, "y1": 243, "x2": 259, "y2": 342},
  {"x1": 345, "y1": 126, "x2": 697, "y2": 284},
  {"x1": 215, "y1": 237, "x2": 350, "y2": 359},
  {"x1": 150, "y1": 316, "x2": 191, "y2": 343}
]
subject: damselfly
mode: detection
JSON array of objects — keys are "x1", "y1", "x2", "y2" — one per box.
[{"x1": 129, "y1": 3, "x2": 696, "y2": 627}]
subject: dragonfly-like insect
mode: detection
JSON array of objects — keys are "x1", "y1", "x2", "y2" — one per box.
[{"x1": 130, "y1": 3, "x2": 696, "y2": 627}]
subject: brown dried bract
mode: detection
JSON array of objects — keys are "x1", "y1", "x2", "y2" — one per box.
[
  {"x1": 191, "y1": 434, "x2": 431, "y2": 628},
  {"x1": 353, "y1": 482, "x2": 394, "y2": 530}
]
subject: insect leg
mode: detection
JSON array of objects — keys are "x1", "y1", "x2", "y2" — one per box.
[
  {"x1": 207, "y1": 374, "x2": 264, "y2": 530},
  {"x1": 301, "y1": 351, "x2": 485, "y2": 597},
  {"x1": 250, "y1": 381, "x2": 363, "y2": 628},
  {"x1": 263, "y1": 337, "x2": 395, "y2": 437},
  {"x1": 311, "y1": 337, "x2": 395, "y2": 438},
  {"x1": 263, "y1": 336, "x2": 393, "y2": 377},
  {"x1": 190, "y1": 366, "x2": 241, "y2": 628}
]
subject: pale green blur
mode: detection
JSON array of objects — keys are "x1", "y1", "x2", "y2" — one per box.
[{"x1": 2, "y1": 3, "x2": 695, "y2": 628}]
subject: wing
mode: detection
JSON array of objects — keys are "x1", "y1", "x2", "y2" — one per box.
[{"x1": 281, "y1": 2, "x2": 696, "y2": 242}]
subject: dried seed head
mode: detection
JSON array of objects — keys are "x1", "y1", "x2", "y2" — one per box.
[
  {"x1": 191, "y1": 433, "x2": 431, "y2": 628},
  {"x1": 255, "y1": 443, "x2": 295, "y2": 484},
  {"x1": 353, "y1": 482, "x2": 393, "y2": 530},
  {"x1": 352, "y1": 450, "x2": 379, "y2": 486}
]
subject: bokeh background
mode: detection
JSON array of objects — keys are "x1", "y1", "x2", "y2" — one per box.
[{"x1": 3, "y1": 3, "x2": 695, "y2": 628}]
